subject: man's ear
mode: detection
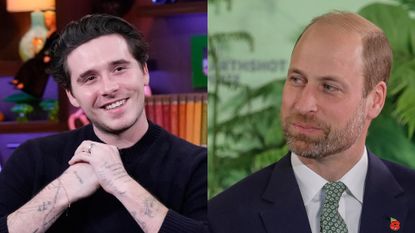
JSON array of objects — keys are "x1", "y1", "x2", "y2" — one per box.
[
  {"x1": 366, "y1": 81, "x2": 387, "y2": 119},
  {"x1": 142, "y1": 63, "x2": 150, "y2": 85},
  {"x1": 66, "y1": 89, "x2": 80, "y2": 108}
]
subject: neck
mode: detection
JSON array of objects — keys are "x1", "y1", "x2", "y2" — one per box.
[
  {"x1": 297, "y1": 135, "x2": 366, "y2": 182},
  {"x1": 93, "y1": 115, "x2": 149, "y2": 149}
]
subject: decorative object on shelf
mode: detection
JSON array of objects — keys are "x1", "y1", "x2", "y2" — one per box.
[
  {"x1": 40, "y1": 99, "x2": 58, "y2": 121},
  {"x1": 10, "y1": 10, "x2": 58, "y2": 99},
  {"x1": 6, "y1": 0, "x2": 56, "y2": 61},
  {"x1": 68, "y1": 108, "x2": 90, "y2": 130},
  {"x1": 11, "y1": 103, "x2": 34, "y2": 122},
  {"x1": 18, "y1": 11, "x2": 47, "y2": 61},
  {"x1": 144, "y1": 85, "x2": 153, "y2": 96},
  {"x1": 191, "y1": 35, "x2": 207, "y2": 88},
  {"x1": 4, "y1": 92, "x2": 38, "y2": 122}
]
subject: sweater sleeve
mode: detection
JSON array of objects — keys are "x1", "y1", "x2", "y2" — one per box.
[
  {"x1": 159, "y1": 210, "x2": 208, "y2": 233},
  {"x1": 159, "y1": 147, "x2": 208, "y2": 233},
  {"x1": 0, "y1": 216, "x2": 8, "y2": 233},
  {"x1": 0, "y1": 141, "x2": 38, "y2": 233}
]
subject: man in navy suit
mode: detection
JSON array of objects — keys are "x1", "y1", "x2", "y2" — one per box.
[{"x1": 208, "y1": 11, "x2": 415, "y2": 233}]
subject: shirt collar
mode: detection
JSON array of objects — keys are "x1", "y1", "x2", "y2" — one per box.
[
  {"x1": 338, "y1": 148, "x2": 368, "y2": 203},
  {"x1": 291, "y1": 147, "x2": 368, "y2": 205}
]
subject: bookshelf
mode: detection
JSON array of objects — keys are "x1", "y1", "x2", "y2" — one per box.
[
  {"x1": 146, "y1": 93, "x2": 207, "y2": 145},
  {"x1": 0, "y1": 121, "x2": 67, "y2": 134}
]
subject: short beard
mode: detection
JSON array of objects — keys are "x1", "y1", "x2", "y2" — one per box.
[{"x1": 281, "y1": 100, "x2": 366, "y2": 159}]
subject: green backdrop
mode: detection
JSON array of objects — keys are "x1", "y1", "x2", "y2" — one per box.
[{"x1": 208, "y1": 0, "x2": 415, "y2": 198}]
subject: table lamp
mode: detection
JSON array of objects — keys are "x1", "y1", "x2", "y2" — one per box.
[{"x1": 6, "y1": 0, "x2": 55, "y2": 61}]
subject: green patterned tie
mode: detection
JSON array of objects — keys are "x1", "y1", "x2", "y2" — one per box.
[{"x1": 320, "y1": 181, "x2": 348, "y2": 233}]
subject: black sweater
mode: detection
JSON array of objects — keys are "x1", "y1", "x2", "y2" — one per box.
[{"x1": 0, "y1": 122, "x2": 207, "y2": 233}]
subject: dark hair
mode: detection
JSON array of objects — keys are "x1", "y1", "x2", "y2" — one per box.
[{"x1": 48, "y1": 14, "x2": 149, "y2": 91}]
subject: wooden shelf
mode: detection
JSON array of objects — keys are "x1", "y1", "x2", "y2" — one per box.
[
  {"x1": 0, "y1": 121, "x2": 67, "y2": 133},
  {"x1": 133, "y1": 1, "x2": 207, "y2": 17},
  {"x1": 0, "y1": 60, "x2": 22, "y2": 77}
]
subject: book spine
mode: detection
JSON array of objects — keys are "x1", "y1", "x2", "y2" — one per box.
[
  {"x1": 201, "y1": 94, "x2": 207, "y2": 146},
  {"x1": 170, "y1": 95, "x2": 179, "y2": 137},
  {"x1": 178, "y1": 95, "x2": 187, "y2": 140},
  {"x1": 193, "y1": 94, "x2": 202, "y2": 145},
  {"x1": 185, "y1": 95, "x2": 195, "y2": 144},
  {"x1": 162, "y1": 96, "x2": 171, "y2": 132},
  {"x1": 154, "y1": 96, "x2": 164, "y2": 127},
  {"x1": 145, "y1": 97, "x2": 155, "y2": 123}
]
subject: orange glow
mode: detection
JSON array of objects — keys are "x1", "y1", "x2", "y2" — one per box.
[{"x1": 6, "y1": 0, "x2": 55, "y2": 12}]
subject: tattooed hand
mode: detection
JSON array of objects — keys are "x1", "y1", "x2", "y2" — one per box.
[
  {"x1": 62, "y1": 163, "x2": 100, "y2": 202},
  {"x1": 69, "y1": 140, "x2": 132, "y2": 195},
  {"x1": 68, "y1": 141, "x2": 168, "y2": 233}
]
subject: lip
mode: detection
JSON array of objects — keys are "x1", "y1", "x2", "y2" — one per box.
[
  {"x1": 291, "y1": 122, "x2": 323, "y2": 133},
  {"x1": 100, "y1": 98, "x2": 128, "y2": 109}
]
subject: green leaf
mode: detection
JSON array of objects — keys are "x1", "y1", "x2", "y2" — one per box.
[
  {"x1": 359, "y1": 3, "x2": 413, "y2": 56},
  {"x1": 367, "y1": 113, "x2": 415, "y2": 169}
]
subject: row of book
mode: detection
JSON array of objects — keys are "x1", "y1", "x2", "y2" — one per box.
[{"x1": 145, "y1": 93, "x2": 207, "y2": 146}]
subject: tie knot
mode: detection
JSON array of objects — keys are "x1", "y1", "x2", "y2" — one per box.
[{"x1": 323, "y1": 181, "x2": 346, "y2": 203}]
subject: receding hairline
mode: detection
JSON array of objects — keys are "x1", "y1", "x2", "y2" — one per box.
[
  {"x1": 307, "y1": 11, "x2": 383, "y2": 39},
  {"x1": 293, "y1": 11, "x2": 392, "y2": 96}
]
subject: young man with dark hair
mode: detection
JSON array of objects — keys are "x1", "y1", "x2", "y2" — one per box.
[{"x1": 0, "y1": 14, "x2": 207, "y2": 233}]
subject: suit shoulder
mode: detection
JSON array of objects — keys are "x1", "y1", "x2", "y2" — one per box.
[
  {"x1": 382, "y1": 159, "x2": 415, "y2": 190},
  {"x1": 209, "y1": 163, "x2": 275, "y2": 212}
]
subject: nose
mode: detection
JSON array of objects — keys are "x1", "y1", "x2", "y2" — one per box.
[
  {"x1": 100, "y1": 75, "x2": 119, "y2": 96},
  {"x1": 293, "y1": 85, "x2": 318, "y2": 115}
]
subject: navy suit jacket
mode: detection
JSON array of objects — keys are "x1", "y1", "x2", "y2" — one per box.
[{"x1": 208, "y1": 151, "x2": 415, "y2": 233}]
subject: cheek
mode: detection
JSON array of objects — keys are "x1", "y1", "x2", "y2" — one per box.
[
  {"x1": 73, "y1": 89, "x2": 97, "y2": 107},
  {"x1": 281, "y1": 87, "x2": 294, "y2": 112}
]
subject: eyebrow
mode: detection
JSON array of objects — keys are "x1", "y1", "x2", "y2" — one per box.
[
  {"x1": 110, "y1": 59, "x2": 131, "y2": 67},
  {"x1": 77, "y1": 70, "x2": 97, "y2": 83},
  {"x1": 288, "y1": 67, "x2": 305, "y2": 76},
  {"x1": 76, "y1": 59, "x2": 132, "y2": 82},
  {"x1": 289, "y1": 68, "x2": 343, "y2": 83}
]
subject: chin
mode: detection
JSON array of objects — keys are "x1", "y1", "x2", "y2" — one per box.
[
  {"x1": 95, "y1": 117, "x2": 137, "y2": 133},
  {"x1": 101, "y1": 123, "x2": 133, "y2": 134}
]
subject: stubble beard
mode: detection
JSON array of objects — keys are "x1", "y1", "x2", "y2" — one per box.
[
  {"x1": 93, "y1": 107, "x2": 144, "y2": 136},
  {"x1": 281, "y1": 100, "x2": 366, "y2": 159}
]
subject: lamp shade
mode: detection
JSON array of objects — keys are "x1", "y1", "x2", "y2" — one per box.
[{"x1": 7, "y1": 0, "x2": 55, "y2": 12}]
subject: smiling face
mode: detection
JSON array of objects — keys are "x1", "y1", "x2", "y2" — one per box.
[
  {"x1": 66, "y1": 34, "x2": 149, "y2": 137},
  {"x1": 281, "y1": 22, "x2": 371, "y2": 159}
]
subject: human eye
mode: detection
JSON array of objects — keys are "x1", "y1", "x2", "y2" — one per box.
[
  {"x1": 86, "y1": 76, "x2": 96, "y2": 81},
  {"x1": 78, "y1": 75, "x2": 96, "y2": 84},
  {"x1": 322, "y1": 83, "x2": 340, "y2": 93},
  {"x1": 113, "y1": 65, "x2": 127, "y2": 73},
  {"x1": 288, "y1": 75, "x2": 306, "y2": 87}
]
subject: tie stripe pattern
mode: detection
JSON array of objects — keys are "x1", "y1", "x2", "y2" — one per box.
[{"x1": 320, "y1": 181, "x2": 348, "y2": 233}]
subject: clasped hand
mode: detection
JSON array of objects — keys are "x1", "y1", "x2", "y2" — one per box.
[{"x1": 68, "y1": 140, "x2": 132, "y2": 196}]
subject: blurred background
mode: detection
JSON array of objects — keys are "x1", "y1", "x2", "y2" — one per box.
[{"x1": 208, "y1": 0, "x2": 415, "y2": 198}]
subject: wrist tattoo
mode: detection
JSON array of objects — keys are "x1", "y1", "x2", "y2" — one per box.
[
  {"x1": 73, "y1": 170, "x2": 84, "y2": 184},
  {"x1": 142, "y1": 197, "x2": 160, "y2": 218},
  {"x1": 130, "y1": 210, "x2": 148, "y2": 232},
  {"x1": 37, "y1": 201, "x2": 52, "y2": 212}
]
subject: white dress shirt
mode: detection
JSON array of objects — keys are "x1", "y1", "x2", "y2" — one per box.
[{"x1": 291, "y1": 148, "x2": 368, "y2": 233}]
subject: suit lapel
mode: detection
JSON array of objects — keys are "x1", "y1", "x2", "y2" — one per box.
[
  {"x1": 259, "y1": 154, "x2": 312, "y2": 233},
  {"x1": 359, "y1": 152, "x2": 408, "y2": 233}
]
